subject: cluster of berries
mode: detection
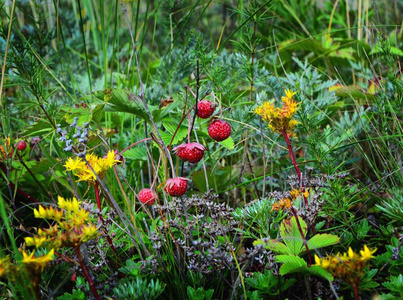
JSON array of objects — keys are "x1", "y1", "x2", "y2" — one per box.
[{"x1": 138, "y1": 99, "x2": 231, "y2": 205}]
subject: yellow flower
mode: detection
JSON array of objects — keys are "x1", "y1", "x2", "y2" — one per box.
[
  {"x1": 255, "y1": 89, "x2": 300, "y2": 135},
  {"x1": 359, "y1": 245, "x2": 377, "y2": 262},
  {"x1": 25, "y1": 236, "x2": 47, "y2": 248},
  {"x1": 271, "y1": 198, "x2": 293, "y2": 212},
  {"x1": 81, "y1": 224, "x2": 99, "y2": 242},
  {"x1": 22, "y1": 249, "x2": 54, "y2": 274},
  {"x1": 64, "y1": 157, "x2": 86, "y2": 172},
  {"x1": 64, "y1": 151, "x2": 119, "y2": 184},
  {"x1": 58, "y1": 196, "x2": 80, "y2": 213},
  {"x1": 34, "y1": 205, "x2": 63, "y2": 221},
  {"x1": 315, "y1": 245, "x2": 376, "y2": 288}
]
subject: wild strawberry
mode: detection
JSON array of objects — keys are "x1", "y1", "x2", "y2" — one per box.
[
  {"x1": 197, "y1": 100, "x2": 216, "y2": 119},
  {"x1": 16, "y1": 140, "x2": 27, "y2": 151},
  {"x1": 165, "y1": 177, "x2": 189, "y2": 197},
  {"x1": 138, "y1": 188, "x2": 156, "y2": 206},
  {"x1": 173, "y1": 142, "x2": 205, "y2": 163},
  {"x1": 208, "y1": 120, "x2": 231, "y2": 141}
]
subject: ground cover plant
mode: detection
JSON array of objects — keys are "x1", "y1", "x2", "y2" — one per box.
[{"x1": 1, "y1": 0, "x2": 403, "y2": 299}]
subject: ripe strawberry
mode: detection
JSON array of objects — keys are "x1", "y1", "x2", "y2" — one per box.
[
  {"x1": 16, "y1": 140, "x2": 27, "y2": 151},
  {"x1": 165, "y1": 177, "x2": 189, "y2": 197},
  {"x1": 138, "y1": 188, "x2": 156, "y2": 206},
  {"x1": 197, "y1": 100, "x2": 216, "y2": 119},
  {"x1": 208, "y1": 120, "x2": 231, "y2": 141},
  {"x1": 173, "y1": 142, "x2": 205, "y2": 163}
]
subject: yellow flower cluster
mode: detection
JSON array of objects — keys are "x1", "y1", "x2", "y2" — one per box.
[
  {"x1": 0, "y1": 249, "x2": 54, "y2": 281},
  {"x1": 0, "y1": 137, "x2": 11, "y2": 161},
  {"x1": 271, "y1": 189, "x2": 309, "y2": 212},
  {"x1": 255, "y1": 89, "x2": 300, "y2": 135},
  {"x1": 64, "y1": 150, "x2": 118, "y2": 184},
  {"x1": 26, "y1": 196, "x2": 99, "y2": 249},
  {"x1": 271, "y1": 198, "x2": 293, "y2": 212},
  {"x1": 315, "y1": 245, "x2": 377, "y2": 286}
]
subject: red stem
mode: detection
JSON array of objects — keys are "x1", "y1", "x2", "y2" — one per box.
[
  {"x1": 120, "y1": 137, "x2": 153, "y2": 154},
  {"x1": 282, "y1": 132, "x2": 307, "y2": 207},
  {"x1": 290, "y1": 207, "x2": 312, "y2": 266},
  {"x1": 75, "y1": 247, "x2": 101, "y2": 300},
  {"x1": 93, "y1": 184, "x2": 119, "y2": 263},
  {"x1": 353, "y1": 284, "x2": 360, "y2": 300}
]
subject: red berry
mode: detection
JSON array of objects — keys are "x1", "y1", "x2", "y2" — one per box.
[
  {"x1": 197, "y1": 100, "x2": 216, "y2": 119},
  {"x1": 208, "y1": 120, "x2": 231, "y2": 142},
  {"x1": 138, "y1": 188, "x2": 156, "y2": 206},
  {"x1": 16, "y1": 141, "x2": 27, "y2": 151},
  {"x1": 165, "y1": 177, "x2": 189, "y2": 197},
  {"x1": 173, "y1": 142, "x2": 205, "y2": 163}
]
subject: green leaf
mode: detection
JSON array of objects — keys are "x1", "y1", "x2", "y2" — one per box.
[
  {"x1": 22, "y1": 120, "x2": 53, "y2": 137},
  {"x1": 218, "y1": 136, "x2": 234, "y2": 150},
  {"x1": 102, "y1": 88, "x2": 150, "y2": 121},
  {"x1": 276, "y1": 255, "x2": 307, "y2": 275},
  {"x1": 308, "y1": 266, "x2": 333, "y2": 281},
  {"x1": 280, "y1": 216, "x2": 307, "y2": 256},
  {"x1": 276, "y1": 255, "x2": 333, "y2": 280},
  {"x1": 306, "y1": 234, "x2": 340, "y2": 250},
  {"x1": 122, "y1": 147, "x2": 148, "y2": 161},
  {"x1": 263, "y1": 240, "x2": 290, "y2": 255}
]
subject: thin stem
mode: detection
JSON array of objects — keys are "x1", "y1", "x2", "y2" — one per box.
[
  {"x1": 353, "y1": 283, "x2": 360, "y2": 300},
  {"x1": 282, "y1": 131, "x2": 302, "y2": 182},
  {"x1": 190, "y1": 60, "x2": 200, "y2": 137},
  {"x1": 120, "y1": 137, "x2": 153, "y2": 154},
  {"x1": 75, "y1": 247, "x2": 101, "y2": 300},
  {"x1": 0, "y1": 0, "x2": 16, "y2": 107},
  {"x1": 93, "y1": 183, "x2": 119, "y2": 263},
  {"x1": 290, "y1": 207, "x2": 312, "y2": 266}
]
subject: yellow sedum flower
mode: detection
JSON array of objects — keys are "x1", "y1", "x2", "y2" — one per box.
[
  {"x1": 28, "y1": 196, "x2": 100, "y2": 250},
  {"x1": 63, "y1": 151, "x2": 119, "y2": 184},
  {"x1": 255, "y1": 89, "x2": 300, "y2": 135},
  {"x1": 22, "y1": 249, "x2": 54, "y2": 274},
  {"x1": 359, "y1": 245, "x2": 377, "y2": 262},
  {"x1": 25, "y1": 236, "x2": 47, "y2": 248},
  {"x1": 315, "y1": 245, "x2": 377, "y2": 289}
]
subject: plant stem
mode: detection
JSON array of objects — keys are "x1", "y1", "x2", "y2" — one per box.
[
  {"x1": 75, "y1": 247, "x2": 101, "y2": 300},
  {"x1": 282, "y1": 131, "x2": 309, "y2": 206},
  {"x1": 120, "y1": 137, "x2": 153, "y2": 154},
  {"x1": 291, "y1": 208, "x2": 312, "y2": 266},
  {"x1": 353, "y1": 284, "x2": 360, "y2": 300},
  {"x1": 93, "y1": 183, "x2": 119, "y2": 262}
]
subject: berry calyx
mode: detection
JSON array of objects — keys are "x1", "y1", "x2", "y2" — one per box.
[
  {"x1": 208, "y1": 120, "x2": 231, "y2": 142},
  {"x1": 16, "y1": 140, "x2": 27, "y2": 151},
  {"x1": 197, "y1": 100, "x2": 216, "y2": 119},
  {"x1": 173, "y1": 142, "x2": 206, "y2": 163},
  {"x1": 138, "y1": 188, "x2": 156, "y2": 206},
  {"x1": 165, "y1": 177, "x2": 189, "y2": 197}
]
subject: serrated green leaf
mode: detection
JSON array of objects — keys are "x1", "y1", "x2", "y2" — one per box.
[
  {"x1": 306, "y1": 234, "x2": 340, "y2": 250},
  {"x1": 92, "y1": 104, "x2": 105, "y2": 123},
  {"x1": 308, "y1": 266, "x2": 333, "y2": 281},
  {"x1": 122, "y1": 147, "x2": 148, "y2": 161},
  {"x1": 63, "y1": 107, "x2": 92, "y2": 126},
  {"x1": 280, "y1": 216, "x2": 307, "y2": 256},
  {"x1": 102, "y1": 88, "x2": 150, "y2": 121},
  {"x1": 159, "y1": 127, "x2": 188, "y2": 146},
  {"x1": 276, "y1": 255, "x2": 307, "y2": 275},
  {"x1": 218, "y1": 136, "x2": 234, "y2": 149},
  {"x1": 263, "y1": 240, "x2": 290, "y2": 255},
  {"x1": 22, "y1": 121, "x2": 53, "y2": 137}
]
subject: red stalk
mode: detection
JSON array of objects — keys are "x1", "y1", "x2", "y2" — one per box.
[
  {"x1": 93, "y1": 183, "x2": 119, "y2": 262},
  {"x1": 75, "y1": 247, "x2": 101, "y2": 300}
]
